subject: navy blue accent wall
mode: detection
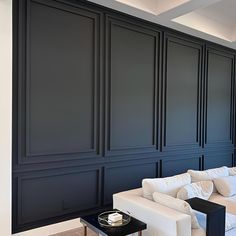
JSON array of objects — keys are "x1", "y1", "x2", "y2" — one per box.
[{"x1": 12, "y1": 0, "x2": 236, "y2": 233}]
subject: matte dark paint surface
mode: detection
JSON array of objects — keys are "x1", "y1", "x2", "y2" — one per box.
[
  {"x1": 28, "y1": 1, "x2": 98, "y2": 155},
  {"x1": 20, "y1": 169, "x2": 100, "y2": 224},
  {"x1": 110, "y1": 22, "x2": 155, "y2": 149},
  {"x1": 206, "y1": 51, "x2": 233, "y2": 144},
  {"x1": 104, "y1": 162, "x2": 157, "y2": 204},
  {"x1": 165, "y1": 39, "x2": 200, "y2": 146},
  {"x1": 162, "y1": 156, "x2": 201, "y2": 177},
  {"x1": 13, "y1": 0, "x2": 236, "y2": 233}
]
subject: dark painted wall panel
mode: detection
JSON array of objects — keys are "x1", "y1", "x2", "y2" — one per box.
[
  {"x1": 104, "y1": 162, "x2": 157, "y2": 204},
  {"x1": 204, "y1": 153, "x2": 233, "y2": 169},
  {"x1": 12, "y1": 0, "x2": 236, "y2": 233},
  {"x1": 162, "y1": 156, "x2": 200, "y2": 177},
  {"x1": 28, "y1": 1, "x2": 99, "y2": 155},
  {"x1": 164, "y1": 37, "x2": 201, "y2": 148},
  {"x1": 19, "y1": 168, "x2": 100, "y2": 224},
  {"x1": 107, "y1": 18, "x2": 159, "y2": 151},
  {"x1": 206, "y1": 50, "x2": 233, "y2": 144}
]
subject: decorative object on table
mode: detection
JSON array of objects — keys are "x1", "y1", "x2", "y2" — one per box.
[
  {"x1": 80, "y1": 209, "x2": 146, "y2": 236},
  {"x1": 98, "y1": 210, "x2": 131, "y2": 227}
]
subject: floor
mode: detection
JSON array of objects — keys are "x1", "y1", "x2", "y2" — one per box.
[{"x1": 51, "y1": 227, "x2": 98, "y2": 236}]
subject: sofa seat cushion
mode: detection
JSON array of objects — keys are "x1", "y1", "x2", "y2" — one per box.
[
  {"x1": 192, "y1": 228, "x2": 206, "y2": 236},
  {"x1": 229, "y1": 167, "x2": 236, "y2": 176},
  {"x1": 209, "y1": 193, "x2": 236, "y2": 215}
]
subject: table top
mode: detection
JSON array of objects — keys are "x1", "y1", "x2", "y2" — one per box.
[
  {"x1": 186, "y1": 197, "x2": 225, "y2": 214},
  {"x1": 80, "y1": 210, "x2": 147, "y2": 236}
]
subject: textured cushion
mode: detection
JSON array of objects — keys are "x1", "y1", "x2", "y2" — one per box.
[
  {"x1": 153, "y1": 191, "x2": 200, "y2": 229},
  {"x1": 188, "y1": 166, "x2": 229, "y2": 192},
  {"x1": 209, "y1": 193, "x2": 236, "y2": 215},
  {"x1": 177, "y1": 181, "x2": 213, "y2": 200},
  {"x1": 142, "y1": 173, "x2": 191, "y2": 200},
  {"x1": 214, "y1": 176, "x2": 236, "y2": 197},
  {"x1": 229, "y1": 167, "x2": 236, "y2": 176}
]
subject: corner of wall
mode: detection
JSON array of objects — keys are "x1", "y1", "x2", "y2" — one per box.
[{"x1": 0, "y1": 0, "x2": 13, "y2": 235}]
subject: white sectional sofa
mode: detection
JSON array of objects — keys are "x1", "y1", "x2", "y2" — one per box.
[{"x1": 113, "y1": 167, "x2": 236, "y2": 236}]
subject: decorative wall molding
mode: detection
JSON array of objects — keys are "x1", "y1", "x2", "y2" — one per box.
[
  {"x1": 104, "y1": 15, "x2": 161, "y2": 156},
  {"x1": 12, "y1": 0, "x2": 236, "y2": 233},
  {"x1": 204, "y1": 47, "x2": 235, "y2": 147},
  {"x1": 15, "y1": 0, "x2": 103, "y2": 165},
  {"x1": 161, "y1": 34, "x2": 203, "y2": 152}
]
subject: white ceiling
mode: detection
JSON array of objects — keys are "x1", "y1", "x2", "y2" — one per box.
[
  {"x1": 196, "y1": 0, "x2": 236, "y2": 28},
  {"x1": 88, "y1": 0, "x2": 236, "y2": 50}
]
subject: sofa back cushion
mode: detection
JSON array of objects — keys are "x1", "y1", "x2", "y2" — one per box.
[
  {"x1": 177, "y1": 181, "x2": 213, "y2": 200},
  {"x1": 213, "y1": 176, "x2": 236, "y2": 197},
  {"x1": 187, "y1": 166, "x2": 229, "y2": 192},
  {"x1": 142, "y1": 173, "x2": 191, "y2": 200},
  {"x1": 229, "y1": 167, "x2": 236, "y2": 176},
  {"x1": 153, "y1": 191, "x2": 200, "y2": 229}
]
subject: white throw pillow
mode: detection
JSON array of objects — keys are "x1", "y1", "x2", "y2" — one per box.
[
  {"x1": 187, "y1": 166, "x2": 229, "y2": 192},
  {"x1": 228, "y1": 167, "x2": 236, "y2": 176},
  {"x1": 213, "y1": 176, "x2": 236, "y2": 197},
  {"x1": 153, "y1": 192, "x2": 200, "y2": 229},
  {"x1": 142, "y1": 173, "x2": 191, "y2": 200},
  {"x1": 177, "y1": 181, "x2": 213, "y2": 200}
]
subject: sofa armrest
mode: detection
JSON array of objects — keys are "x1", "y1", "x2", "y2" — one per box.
[{"x1": 113, "y1": 188, "x2": 191, "y2": 236}]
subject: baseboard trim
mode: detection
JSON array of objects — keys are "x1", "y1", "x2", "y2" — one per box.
[{"x1": 12, "y1": 218, "x2": 82, "y2": 236}]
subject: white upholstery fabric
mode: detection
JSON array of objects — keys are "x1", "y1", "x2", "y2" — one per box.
[
  {"x1": 226, "y1": 213, "x2": 236, "y2": 231},
  {"x1": 209, "y1": 193, "x2": 236, "y2": 215},
  {"x1": 142, "y1": 173, "x2": 191, "y2": 200},
  {"x1": 113, "y1": 188, "x2": 191, "y2": 236},
  {"x1": 113, "y1": 187, "x2": 236, "y2": 236},
  {"x1": 188, "y1": 166, "x2": 229, "y2": 182},
  {"x1": 191, "y1": 228, "x2": 206, "y2": 236},
  {"x1": 153, "y1": 192, "x2": 200, "y2": 229},
  {"x1": 225, "y1": 229, "x2": 236, "y2": 236},
  {"x1": 177, "y1": 181, "x2": 213, "y2": 200},
  {"x1": 214, "y1": 176, "x2": 236, "y2": 197},
  {"x1": 188, "y1": 166, "x2": 229, "y2": 192},
  {"x1": 228, "y1": 167, "x2": 236, "y2": 176}
]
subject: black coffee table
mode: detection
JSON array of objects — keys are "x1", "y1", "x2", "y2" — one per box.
[{"x1": 80, "y1": 210, "x2": 147, "y2": 236}]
